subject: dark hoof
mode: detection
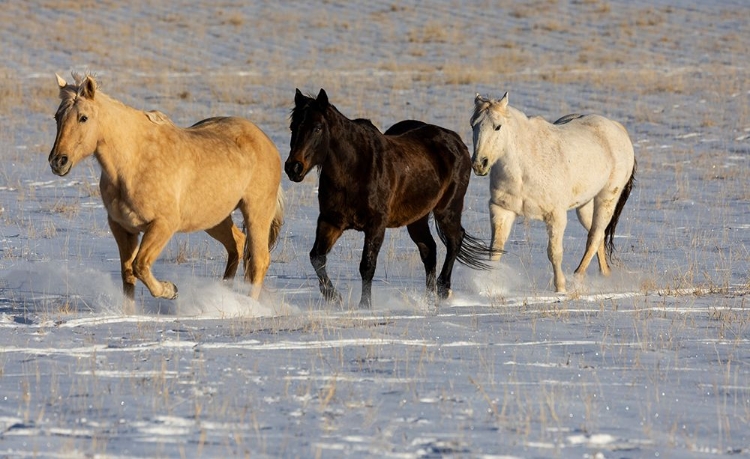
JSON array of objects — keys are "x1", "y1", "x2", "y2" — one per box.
[{"x1": 437, "y1": 286, "x2": 452, "y2": 300}]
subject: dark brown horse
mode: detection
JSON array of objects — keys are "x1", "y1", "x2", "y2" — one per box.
[{"x1": 286, "y1": 89, "x2": 494, "y2": 309}]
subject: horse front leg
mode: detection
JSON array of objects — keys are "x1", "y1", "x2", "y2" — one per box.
[
  {"x1": 406, "y1": 216, "x2": 438, "y2": 303},
  {"x1": 133, "y1": 220, "x2": 178, "y2": 299},
  {"x1": 310, "y1": 218, "x2": 344, "y2": 305},
  {"x1": 108, "y1": 216, "x2": 139, "y2": 312},
  {"x1": 359, "y1": 225, "x2": 386, "y2": 309},
  {"x1": 489, "y1": 202, "x2": 516, "y2": 261},
  {"x1": 545, "y1": 212, "x2": 567, "y2": 294}
]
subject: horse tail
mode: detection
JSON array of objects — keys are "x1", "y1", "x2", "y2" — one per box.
[
  {"x1": 434, "y1": 223, "x2": 499, "y2": 271},
  {"x1": 268, "y1": 185, "x2": 285, "y2": 251},
  {"x1": 604, "y1": 158, "x2": 636, "y2": 263}
]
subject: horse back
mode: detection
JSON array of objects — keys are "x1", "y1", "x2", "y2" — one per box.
[
  {"x1": 389, "y1": 122, "x2": 468, "y2": 157},
  {"x1": 552, "y1": 114, "x2": 633, "y2": 160},
  {"x1": 384, "y1": 119, "x2": 427, "y2": 136},
  {"x1": 382, "y1": 123, "x2": 471, "y2": 225},
  {"x1": 186, "y1": 116, "x2": 278, "y2": 157}
]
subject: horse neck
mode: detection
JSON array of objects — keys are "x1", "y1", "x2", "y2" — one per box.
[
  {"x1": 503, "y1": 106, "x2": 538, "y2": 167},
  {"x1": 93, "y1": 94, "x2": 149, "y2": 185},
  {"x1": 321, "y1": 108, "x2": 378, "y2": 181}
]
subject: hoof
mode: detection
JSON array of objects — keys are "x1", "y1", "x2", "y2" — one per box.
[
  {"x1": 437, "y1": 286, "x2": 452, "y2": 300},
  {"x1": 122, "y1": 297, "x2": 136, "y2": 315},
  {"x1": 161, "y1": 282, "x2": 178, "y2": 300}
]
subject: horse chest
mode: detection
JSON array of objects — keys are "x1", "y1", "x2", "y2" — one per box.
[
  {"x1": 318, "y1": 183, "x2": 386, "y2": 231},
  {"x1": 104, "y1": 199, "x2": 147, "y2": 231},
  {"x1": 100, "y1": 183, "x2": 149, "y2": 232}
]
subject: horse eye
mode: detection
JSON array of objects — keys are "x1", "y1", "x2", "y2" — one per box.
[
  {"x1": 313, "y1": 125, "x2": 322, "y2": 133},
  {"x1": 494, "y1": 124, "x2": 501, "y2": 131},
  {"x1": 79, "y1": 115, "x2": 88, "y2": 123}
]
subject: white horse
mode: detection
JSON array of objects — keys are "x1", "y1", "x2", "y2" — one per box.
[{"x1": 470, "y1": 93, "x2": 636, "y2": 293}]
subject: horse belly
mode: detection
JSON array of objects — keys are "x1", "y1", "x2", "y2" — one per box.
[
  {"x1": 185, "y1": 203, "x2": 242, "y2": 232},
  {"x1": 178, "y1": 185, "x2": 243, "y2": 232},
  {"x1": 387, "y1": 186, "x2": 442, "y2": 227}
]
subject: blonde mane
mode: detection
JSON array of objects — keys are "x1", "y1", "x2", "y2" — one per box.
[
  {"x1": 54, "y1": 73, "x2": 93, "y2": 121},
  {"x1": 145, "y1": 110, "x2": 174, "y2": 125}
]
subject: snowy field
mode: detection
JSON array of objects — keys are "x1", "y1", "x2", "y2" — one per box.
[{"x1": 0, "y1": 0, "x2": 749, "y2": 457}]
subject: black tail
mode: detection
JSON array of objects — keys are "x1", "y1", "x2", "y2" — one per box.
[
  {"x1": 435, "y1": 224, "x2": 500, "y2": 271},
  {"x1": 604, "y1": 159, "x2": 637, "y2": 263}
]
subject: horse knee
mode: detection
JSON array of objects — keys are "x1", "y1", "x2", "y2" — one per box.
[
  {"x1": 310, "y1": 251, "x2": 325, "y2": 270},
  {"x1": 121, "y1": 267, "x2": 137, "y2": 285},
  {"x1": 132, "y1": 260, "x2": 148, "y2": 280}
]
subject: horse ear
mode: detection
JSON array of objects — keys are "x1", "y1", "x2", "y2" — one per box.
[
  {"x1": 317, "y1": 88, "x2": 329, "y2": 106},
  {"x1": 80, "y1": 75, "x2": 97, "y2": 99},
  {"x1": 498, "y1": 92, "x2": 509, "y2": 108},
  {"x1": 55, "y1": 73, "x2": 67, "y2": 88},
  {"x1": 294, "y1": 88, "x2": 305, "y2": 106},
  {"x1": 474, "y1": 93, "x2": 486, "y2": 105}
]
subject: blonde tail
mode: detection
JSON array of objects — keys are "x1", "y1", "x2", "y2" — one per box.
[{"x1": 268, "y1": 185, "x2": 285, "y2": 250}]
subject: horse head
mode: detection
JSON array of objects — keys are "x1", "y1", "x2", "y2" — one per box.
[
  {"x1": 49, "y1": 74, "x2": 100, "y2": 176},
  {"x1": 285, "y1": 88, "x2": 332, "y2": 182},
  {"x1": 470, "y1": 92, "x2": 509, "y2": 176}
]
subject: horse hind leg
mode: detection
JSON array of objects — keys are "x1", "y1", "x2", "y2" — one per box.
[
  {"x1": 108, "y1": 216, "x2": 140, "y2": 312},
  {"x1": 359, "y1": 225, "x2": 387, "y2": 309},
  {"x1": 204, "y1": 216, "x2": 245, "y2": 281},
  {"x1": 406, "y1": 215, "x2": 438, "y2": 303},
  {"x1": 574, "y1": 197, "x2": 615, "y2": 278},
  {"x1": 433, "y1": 211, "x2": 464, "y2": 300},
  {"x1": 238, "y1": 200, "x2": 275, "y2": 300},
  {"x1": 575, "y1": 201, "x2": 610, "y2": 276}
]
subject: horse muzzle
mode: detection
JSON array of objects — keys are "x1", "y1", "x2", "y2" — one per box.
[
  {"x1": 284, "y1": 159, "x2": 307, "y2": 182},
  {"x1": 471, "y1": 157, "x2": 490, "y2": 176},
  {"x1": 49, "y1": 153, "x2": 71, "y2": 176}
]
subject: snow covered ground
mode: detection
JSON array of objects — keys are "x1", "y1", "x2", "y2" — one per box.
[{"x1": 0, "y1": 0, "x2": 748, "y2": 457}]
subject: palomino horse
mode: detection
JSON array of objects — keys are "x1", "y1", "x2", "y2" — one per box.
[
  {"x1": 49, "y1": 74, "x2": 284, "y2": 305},
  {"x1": 470, "y1": 93, "x2": 636, "y2": 293},
  {"x1": 286, "y1": 89, "x2": 493, "y2": 309}
]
